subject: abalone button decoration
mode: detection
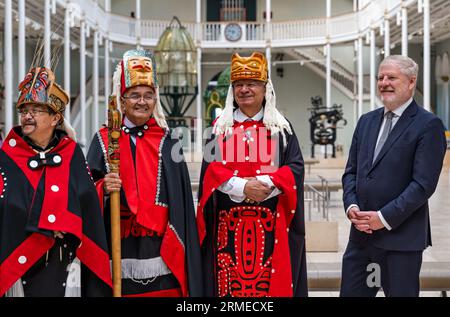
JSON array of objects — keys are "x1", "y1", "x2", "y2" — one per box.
[
  {"x1": 29, "y1": 160, "x2": 39, "y2": 169},
  {"x1": 48, "y1": 214, "x2": 56, "y2": 223},
  {"x1": 53, "y1": 155, "x2": 62, "y2": 164}
]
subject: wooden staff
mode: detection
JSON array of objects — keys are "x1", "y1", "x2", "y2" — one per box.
[{"x1": 107, "y1": 95, "x2": 122, "y2": 297}]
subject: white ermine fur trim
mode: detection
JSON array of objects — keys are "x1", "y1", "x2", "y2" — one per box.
[
  {"x1": 263, "y1": 79, "x2": 292, "y2": 137},
  {"x1": 213, "y1": 80, "x2": 292, "y2": 138},
  {"x1": 112, "y1": 62, "x2": 123, "y2": 115},
  {"x1": 213, "y1": 84, "x2": 235, "y2": 136},
  {"x1": 154, "y1": 86, "x2": 168, "y2": 129},
  {"x1": 5, "y1": 278, "x2": 24, "y2": 297},
  {"x1": 62, "y1": 118, "x2": 77, "y2": 142},
  {"x1": 64, "y1": 257, "x2": 81, "y2": 297}
]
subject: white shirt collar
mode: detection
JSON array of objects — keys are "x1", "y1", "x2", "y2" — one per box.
[
  {"x1": 124, "y1": 116, "x2": 137, "y2": 128},
  {"x1": 233, "y1": 107, "x2": 264, "y2": 122},
  {"x1": 384, "y1": 97, "x2": 413, "y2": 118}
]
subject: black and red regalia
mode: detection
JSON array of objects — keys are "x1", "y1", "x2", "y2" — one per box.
[
  {"x1": 87, "y1": 117, "x2": 202, "y2": 297},
  {"x1": 197, "y1": 118, "x2": 308, "y2": 297},
  {"x1": 0, "y1": 127, "x2": 112, "y2": 297}
]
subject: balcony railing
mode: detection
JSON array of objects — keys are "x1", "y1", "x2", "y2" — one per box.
[
  {"x1": 49, "y1": 0, "x2": 419, "y2": 47},
  {"x1": 202, "y1": 22, "x2": 265, "y2": 42}
]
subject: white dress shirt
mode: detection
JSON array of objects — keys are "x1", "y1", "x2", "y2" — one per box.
[
  {"x1": 217, "y1": 108, "x2": 282, "y2": 202},
  {"x1": 346, "y1": 97, "x2": 413, "y2": 231},
  {"x1": 124, "y1": 117, "x2": 137, "y2": 145}
]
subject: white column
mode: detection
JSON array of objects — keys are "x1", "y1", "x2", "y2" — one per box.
[
  {"x1": 370, "y1": 28, "x2": 376, "y2": 110},
  {"x1": 93, "y1": 30, "x2": 99, "y2": 133},
  {"x1": 358, "y1": 37, "x2": 363, "y2": 118},
  {"x1": 64, "y1": 5, "x2": 71, "y2": 121},
  {"x1": 104, "y1": 0, "x2": 111, "y2": 116},
  {"x1": 401, "y1": 4, "x2": 408, "y2": 56},
  {"x1": 4, "y1": 0, "x2": 13, "y2": 133},
  {"x1": 196, "y1": 0, "x2": 201, "y2": 41},
  {"x1": 44, "y1": 0, "x2": 51, "y2": 68},
  {"x1": 80, "y1": 21, "x2": 87, "y2": 148},
  {"x1": 104, "y1": 39, "x2": 111, "y2": 116},
  {"x1": 18, "y1": 0, "x2": 26, "y2": 82},
  {"x1": 444, "y1": 82, "x2": 449, "y2": 128},
  {"x1": 195, "y1": 48, "x2": 202, "y2": 154},
  {"x1": 384, "y1": 17, "x2": 390, "y2": 57},
  {"x1": 135, "y1": 0, "x2": 141, "y2": 20},
  {"x1": 266, "y1": 0, "x2": 272, "y2": 77},
  {"x1": 195, "y1": 0, "x2": 202, "y2": 154},
  {"x1": 135, "y1": 0, "x2": 141, "y2": 48},
  {"x1": 423, "y1": 0, "x2": 430, "y2": 111},
  {"x1": 326, "y1": 0, "x2": 331, "y2": 109}
]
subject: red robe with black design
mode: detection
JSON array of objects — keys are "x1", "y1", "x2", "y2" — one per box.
[
  {"x1": 197, "y1": 119, "x2": 308, "y2": 297},
  {"x1": 87, "y1": 118, "x2": 202, "y2": 297},
  {"x1": 0, "y1": 127, "x2": 112, "y2": 297}
]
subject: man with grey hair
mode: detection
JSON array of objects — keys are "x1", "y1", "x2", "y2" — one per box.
[{"x1": 340, "y1": 55, "x2": 446, "y2": 297}]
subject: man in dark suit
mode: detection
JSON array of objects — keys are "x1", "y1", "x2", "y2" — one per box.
[{"x1": 340, "y1": 55, "x2": 447, "y2": 297}]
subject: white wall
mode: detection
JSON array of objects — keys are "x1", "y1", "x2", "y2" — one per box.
[
  {"x1": 271, "y1": 62, "x2": 355, "y2": 157},
  {"x1": 198, "y1": 52, "x2": 356, "y2": 157},
  {"x1": 434, "y1": 38, "x2": 450, "y2": 128},
  {"x1": 257, "y1": 0, "x2": 353, "y2": 22},
  {"x1": 111, "y1": 0, "x2": 198, "y2": 21},
  {"x1": 110, "y1": 0, "x2": 353, "y2": 22}
]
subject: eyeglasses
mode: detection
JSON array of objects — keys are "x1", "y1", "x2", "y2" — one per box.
[
  {"x1": 18, "y1": 108, "x2": 50, "y2": 117},
  {"x1": 122, "y1": 93, "x2": 156, "y2": 103},
  {"x1": 233, "y1": 82, "x2": 265, "y2": 90}
]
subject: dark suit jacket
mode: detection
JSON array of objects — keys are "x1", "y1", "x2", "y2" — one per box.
[{"x1": 342, "y1": 100, "x2": 447, "y2": 251}]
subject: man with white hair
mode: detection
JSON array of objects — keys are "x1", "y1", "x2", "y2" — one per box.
[
  {"x1": 197, "y1": 52, "x2": 308, "y2": 297},
  {"x1": 341, "y1": 55, "x2": 447, "y2": 297}
]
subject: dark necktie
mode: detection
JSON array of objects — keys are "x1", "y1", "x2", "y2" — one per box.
[{"x1": 373, "y1": 111, "x2": 395, "y2": 163}]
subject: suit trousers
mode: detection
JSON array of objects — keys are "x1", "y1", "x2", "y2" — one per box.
[{"x1": 340, "y1": 240, "x2": 423, "y2": 297}]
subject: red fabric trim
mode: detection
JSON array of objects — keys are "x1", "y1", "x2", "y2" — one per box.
[
  {"x1": 196, "y1": 161, "x2": 234, "y2": 245},
  {"x1": 0, "y1": 233, "x2": 54, "y2": 296},
  {"x1": 1, "y1": 130, "x2": 112, "y2": 292},
  {"x1": 266, "y1": 166, "x2": 298, "y2": 296},
  {"x1": 38, "y1": 140, "x2": 82, "y2": 237},
  {"x1": 99, "y1": 119, "x2": 169, "y2": 234},
  {"x1": 160, "y1": 224, "x2": 188, "y2": 296},
  {"x1": 123, "y1": 287, "x2": 182, "y2": 297},
  {"x1": 76, "y1": 234, "x2": 113, "y2": 287},
  {"x1": 95, "y1": 179, "x2": 105, "y2": 214},
  {"x1": 198, "y1": 122, "x2": 299, "y2": 296},
  {"x1": 197, "y1": 123, "x2": 277, "y2": 245},
  {"x1": 270, "y1": 166, "x2": 298, "y2": 227},
  {"x1": 268, "y1": 206, "x2": 293, "y2": 297},
  {"x1": 2, "y1": 128, "x2": 44, "y2": 190}
]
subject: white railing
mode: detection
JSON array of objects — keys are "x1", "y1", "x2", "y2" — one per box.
[
  {"x1": 50, "y1": 0, "x2": 418, "y2": 47},
  {"x1": 140, "y1": 20, "x2": 171, "y2": 40},
  {"x1": 108, "y1": 13, "x2": 137, "y2": 39},
  {"x1": 272, "y1": 19, "x2": 326, "y2": 41},
  {"x1": 202, "y1": 22, "x2": 265, "y2": 42},
  {"x1": 329, "y1": 13, "x2": 358, "y2": 38},
  {"x1": 245, "y1": 23, "x2": 265, "y2": 41}
]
